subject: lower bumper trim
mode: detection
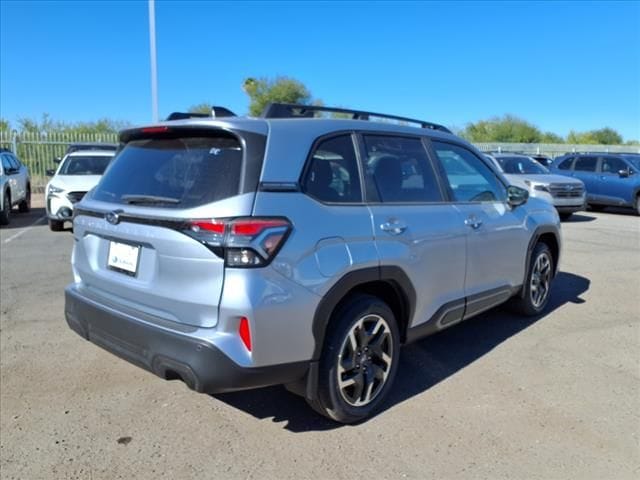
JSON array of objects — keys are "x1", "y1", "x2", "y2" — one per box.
[{"x1": 65, "y1": 285, "x2": 309, "y2": 394}]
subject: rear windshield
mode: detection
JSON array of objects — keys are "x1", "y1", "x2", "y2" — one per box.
[
  {"x1": 60, "y1": 155, "x2": 113, "y2": 175},
  {"x1": 92, "y1": 134, "x2": 243, "y2": 208}
]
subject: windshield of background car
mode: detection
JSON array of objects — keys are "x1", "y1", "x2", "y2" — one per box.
[
  {"x1": 60, "y1": 155, "x2": 113, "y2": 175},
  {"x1": 92, "y1": 134, "x2": 243, "y2": 208},
  {"x1": 496, "y1": 156, "x2": 549, "y2": 174},
  {"x1": 66, "y1": 145, "x2": 117, "y2": 154}
]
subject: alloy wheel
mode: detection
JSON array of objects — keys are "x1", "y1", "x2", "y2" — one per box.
[
  {"x1": 530, "y1": 252, "x2": 552, "y2": 308},
  {"x1": 336, "y1": 314, "x2": 393, "y2": 407}
]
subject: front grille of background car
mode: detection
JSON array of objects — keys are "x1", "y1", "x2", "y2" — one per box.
[
  {"x1": 549, "y1": 183, "x2": 584, "y2": 198},
  {"x1": 67, "y1": 191, "x2": 87, "y2": 204}
]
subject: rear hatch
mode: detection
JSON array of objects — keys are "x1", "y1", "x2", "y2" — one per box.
[{"x1": 71, "y1": 125, "x2": 266, "y2": 328}]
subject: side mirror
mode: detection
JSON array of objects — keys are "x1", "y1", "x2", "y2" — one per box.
[
  {"x1": 507, "y1": 185, "x2": 529, "y2": 207},
  {"x1": 618, "y1": 169, "x2": 630, "y2": 178},
  {"x1": 54, "y1": 157, "x2": 62, "y2": 164},
  {"x1": 46, "y1": 169, "x2": 56, "y2": 176}
]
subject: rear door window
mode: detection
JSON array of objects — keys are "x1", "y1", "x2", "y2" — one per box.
[
  {"x1": 93, "y1": 133, "x2": 244, "y2": 208},
  {"x1": 363, "y1": 135, "x2": 443, "y2": 203},
  {"x1": 574, "y1": 156, "x2": 598, "y2": 172},
  {"x1": 303, "y1": 135, "x2": 362, "y2": 203}
]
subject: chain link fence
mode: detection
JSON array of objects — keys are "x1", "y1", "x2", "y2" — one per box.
[
  {"x1": 0, "y1": 131, "x2": 119, "y2": 192},
  {"x1": 1, "y1": 131, "x2": 639, "y2": 193},
  {"x1": 474, "y1": 142, "x2": 639, "y2": 159}
]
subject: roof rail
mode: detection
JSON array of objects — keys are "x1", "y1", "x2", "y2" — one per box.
[
  {"x1": 166, "y1": 106, "x2": 237, "y2": 121},
  {"x1": 261, "y1": 103, "x2": 452, "y2": 133}
]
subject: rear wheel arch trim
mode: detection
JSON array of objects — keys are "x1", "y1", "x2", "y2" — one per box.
[{"x1": 310, "y1": 266, "x2": 416, "y2": 361}]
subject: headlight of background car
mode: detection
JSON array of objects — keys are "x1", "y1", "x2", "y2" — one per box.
[
  {"x1": 47, "y1": 185, "x2": 65, "y2": 195},
  {"x1": 524, "y1": 180, "x2": 550, "y2": 193}
]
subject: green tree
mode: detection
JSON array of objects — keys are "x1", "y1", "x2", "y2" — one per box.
[
  {"x1": 589, "y1": 127, "x2": 623, "y2": 144},
  {"x1": 567, "y1": 127, "x2": 622, "y2": 145},
  {"x1": 540, "y1": 131, "x2": 564, "y2": 143},
  {"x1": 188, "y1": 103, "x2": 213, "y2": 114},
  {"x1": 243, "y1": 76, "x2": 312, "y2": 116},
  {"x1": 462, "y1": 115, "x2": 543, "y2": 143},
  {"x1": 12, "y1": 114, "x2": 127, "y2": 136},
  {"x1": 567, "y1": 127, "x2": 624, "y2": 145}
]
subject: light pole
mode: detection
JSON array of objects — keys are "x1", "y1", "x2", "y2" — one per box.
[{"x1": 148, "y1": 0, "x2": 159, "y2": 122}]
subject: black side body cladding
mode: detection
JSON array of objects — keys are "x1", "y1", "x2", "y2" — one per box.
[
  {"x1": 404, "y1": 285, "x2": 515, "y2": 344},
  {"x1": 310, "y1": 266, "x2": 416, "y2": 361}
]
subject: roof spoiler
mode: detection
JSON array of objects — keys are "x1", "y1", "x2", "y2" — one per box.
[
  {"x1": 260, "y1": 103, "x2": 451, "y2": 133},
  {"x1": 166, "y1": 106, "x2": 237, "y2": 121}
]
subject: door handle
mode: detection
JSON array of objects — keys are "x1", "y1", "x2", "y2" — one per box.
[
  {"x1": 464, "y1": 216, "x2": 483, "y2": 229},
  {"x1": 380, "y1": 220, "x2": 407, "y2": 235}
]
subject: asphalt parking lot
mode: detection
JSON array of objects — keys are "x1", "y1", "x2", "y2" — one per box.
[{"x1": 1, "y1": 197, "x2": 639, "y2": 480}]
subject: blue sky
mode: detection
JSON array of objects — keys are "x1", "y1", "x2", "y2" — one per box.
[{"x1": 1, "y1": 0, "x2": 639, "y2": 139}]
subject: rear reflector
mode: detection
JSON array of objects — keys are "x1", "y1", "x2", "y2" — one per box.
[{"x1": 239, "y1": 317, "x2": 252, "y2": 351}]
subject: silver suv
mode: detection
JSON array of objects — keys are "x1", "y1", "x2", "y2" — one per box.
[
  {"x1": 65, "y1": 104, "x2": 562, "y2": 423},
  {"x1": 1, "y1": 149, "x2": 31, "y2": 226}
]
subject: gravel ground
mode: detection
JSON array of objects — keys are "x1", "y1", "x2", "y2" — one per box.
[{"x1": 1, "y1": 197, "x2": 639, "y2": 479}]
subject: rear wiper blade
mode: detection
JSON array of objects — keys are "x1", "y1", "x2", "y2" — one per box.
[{"x1": 121, "y1": 194, "x2": 181, "y2": 205}]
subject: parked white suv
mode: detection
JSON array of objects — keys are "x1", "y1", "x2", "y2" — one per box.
[
  {"x1": 485, "y1": 153, "x2": 586, "y2": 220},
  {"x1": 0, "y1": 149, "x2": 31, "y2": 226},
  {"x1": 46, "y1": 150, "x2": 115, "y2": 231}
]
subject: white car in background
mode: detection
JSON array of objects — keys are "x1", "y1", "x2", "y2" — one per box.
[
  {"x1": 485, "y1": 153, "x2": 586, "y2": 220},
  {"x1": 46, "y1": 150, "x2": 115, "y2": 231}
]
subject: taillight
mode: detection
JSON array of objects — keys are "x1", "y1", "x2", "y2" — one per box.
[{"x1": 182, "y1": 217, "x2": 291, "y2": 268}]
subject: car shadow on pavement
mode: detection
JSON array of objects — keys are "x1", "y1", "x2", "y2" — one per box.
[
  {"x1": 563, "y1": 213, "x2": 596, "y2": 223},
  {"x1": 591, "y1": 206, "x2": 638, "y2": 217},
  {"x1": 213, "y1": 271, "x2": 590, "y2": 432},
  {"x1": 0, "y1": 207, "x2": 47, "y2": 230}
]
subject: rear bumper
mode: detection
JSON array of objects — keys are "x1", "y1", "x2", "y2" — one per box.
[{"x1": 64, "y1": 285, "x2": 308, "y2": 393}]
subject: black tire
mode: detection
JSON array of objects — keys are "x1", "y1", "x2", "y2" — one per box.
[
  {"x1": 307, "y1": 294, "x2": 400, "y2": 423},
  {"x1": 0, "y1": 191, "x2": 10, "y2": 226},
  {"x1": 18, "y1": 186, "x2": 31, "y2": 213},
  {"x1": 510, "y1": 242, "x2": 554, "y2": 317},
  {"x1": 49, "y1": 219, "x2": 64, "y2": 232},
  {"x1": 635, "y1": 195, "x2": 640, "y2": 216},
  {"x1": 559, "y1": 212, "x2": 572, "y2": 221}
]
